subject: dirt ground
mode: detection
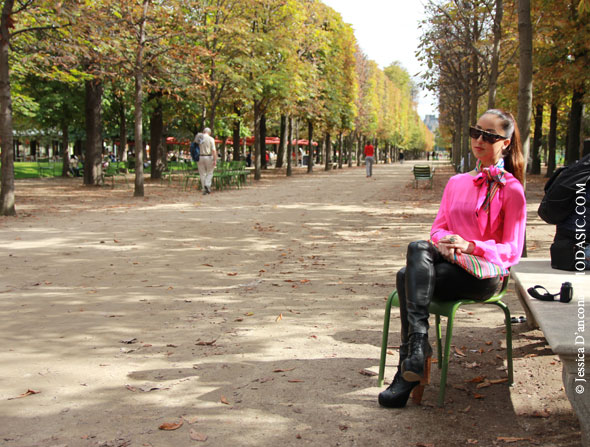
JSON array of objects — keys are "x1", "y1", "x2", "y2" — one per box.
[{"x1": 0, "y1": 161, "x2": 583, "y2": 447}]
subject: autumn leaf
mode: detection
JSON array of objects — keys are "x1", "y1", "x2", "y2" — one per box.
[
  {"x1": 159, "y1": 420, "x2": 183, "y2": 430},
  {"x1": 454, "y1": 346, "x2": 466, "y2": 357},
  {"x1": 472, "y1": 393, "x2": 485, "y2": 399},
  {"x1": 489, "y1": 378, "x2": 509, "y2": 385},
  {"x1": 245, "y1": 312, "x2": 254, "y2": 316},
  {"x1": 220, "y1": 395, "x2": 230, "y2": 405},
  {"x1": 497, "y1": 436, "x2": 528, "y2": 443},
  {"x1": 288, "y1": 379, "x2": 304, "y2": 383},
  {"x1": 190, "y1": 430, "x2": 208, "y2": 441},
  {"x1": 195, "y1": 340, "x2": 216, "y2": 346},
  {"x1": 275, "y1": 313, "x2": 283, "y2": 322},
  {"x1": 8, "y1": 389, "x2": 40, "y2": 400},
  {"x1": 227, "y1": 272, "x2": 238, "y2": 276},
  {"x1": 273, "y1": 367, "x2": 295, "y2": 373},
  {"x1": 359, "y1": 369, "x2": 378, "y2": 377},
  {"x1": 466, "y1": 375, "x2": 486, "y2": 383},
  {"x1": 184, "y1": 416, "x2": 199, "y2": 424},
  {"x1": 531, "y1": 409, "x2": 550, "y2": 418},
  {"x1": 476, "y1": 381, "x2": 491, "y2": 389}
]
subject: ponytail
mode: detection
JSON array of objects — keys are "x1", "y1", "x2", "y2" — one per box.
[{"x1": 483, "y1": 109, "x2": 524, "y2": 184}]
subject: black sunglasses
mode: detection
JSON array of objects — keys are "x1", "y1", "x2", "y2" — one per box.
[{"x1": 469, "y1": 126, "x2": 507, "y2": 144}]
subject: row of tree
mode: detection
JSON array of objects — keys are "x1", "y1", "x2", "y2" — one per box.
[
  {"x1": 418, "y1": 0, "x2": 589, "y2": 176},
  {"x1": 0, "y1": 0, "x2": 433, "y2": 216}
]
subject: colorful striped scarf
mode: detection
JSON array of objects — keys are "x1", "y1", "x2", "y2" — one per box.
[{"x1": 474, "y1": 159, "x2": 506, "y2": 234}]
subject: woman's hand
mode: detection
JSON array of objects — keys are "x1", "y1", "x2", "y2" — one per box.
[{"x1": 437, "y1": 235, "x2": 474, "y2": 260}]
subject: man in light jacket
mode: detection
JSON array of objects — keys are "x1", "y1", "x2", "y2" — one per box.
[{"x1": 196, "y1": 127, "x2": 217, "y2": 195}]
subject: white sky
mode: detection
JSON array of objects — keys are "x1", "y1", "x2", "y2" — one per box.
[{"x1": 321, "y1": 0, "x2": 438, "y2": 119}]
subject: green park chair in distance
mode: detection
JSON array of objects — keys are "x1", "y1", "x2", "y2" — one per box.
[
  {"x1": 378, "y1": 274, "x2": 513, "y2": 406},
  {"x1": 102, "y1": 162, "x2": 129, "y2": 188}
]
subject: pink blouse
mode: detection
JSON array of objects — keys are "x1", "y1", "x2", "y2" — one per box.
[{"x1": 430, "y1": 171, "x2": 527, "y2": 270}]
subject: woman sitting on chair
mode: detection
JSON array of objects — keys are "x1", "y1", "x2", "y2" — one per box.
[{"x1": 378, "y1": 109, "x2": 526, "y2": 408}]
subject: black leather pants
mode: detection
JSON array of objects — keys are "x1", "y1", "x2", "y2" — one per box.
[{"x1": 397, "y1": 240, "x2": 501, "y2": 336}]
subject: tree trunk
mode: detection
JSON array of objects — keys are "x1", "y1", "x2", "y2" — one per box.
[
  {"x1": 277, "y1": 114, "x2": 286, "y2": 169},
  {"x1": 307, "y1": 119, "x2": 314, "y2": 173},
  {"x1": 488, "y1": 0, "x2": 503, "y2": 109},
  {"x1": 546, "y1": 103, "x2": 557, "y2": 177},
  {"x1": 286, "y1": 116, "x2": 293, "y2": 177},
  {"x1": 461, "y1": 90, "x2": 470, "y2": 171},
  {"x1": 260, "y1": 113, "x2": 267, "y2": 169},
  {"x1": 61, "y1": 123, "x2": 70, "y2": 177},
  {"x1": 133, "y1": 0, "x2": 149, "y2": 197},
  {"x1": 531, "y1": 103, "x2": 543, "y2": 175},
  {"x1": 150, "y1": 91, "x2": 165, "y2": 179},
  {"x1": 119, "y1": 95, "x2": 127, "y2": 163},
  {"x1": 253, "y1": 100, "x2": 262, "y2": 180},
  {"x1": 324, "y1": 131, "x2": 331, "y2": 171},
  {"x1": 83, "y1": 78, "x2": 103, "y2": 186},
  {"x1": 233, "y1": 103, "x2": 241, "y2": 162},
  {"x1": 0, "y1": 0, "x2": 15, "y2": 215},
  {"x1": 566, "y1": 85, "x2": 585, "y2": 165},
  {"x1": 517, "y1": 0, "x2": 533, "y2": 184},
  {"x1": 348, "y1": 135, "x2": 353, "y2": 167},
  {"x1": 338, "y1": 132, "x2": 343, "y2": 169}
]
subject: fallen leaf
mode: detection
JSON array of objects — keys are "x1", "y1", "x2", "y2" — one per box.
[
  {"x1": 476, "y1": 381, "x2": 491, "y2": 389},
  {"x1": 485, "y1": 341, "x2": 493, "y2": 345},
  {"x1": 466, "y1": 376, "x2": 486, "y2": 383},
  {"x1": 531, "y1": 409, "x2": 550, "y2": 418},
  {"x1": 125, "y1": 385, "x2": 137, "y2": 392},
  {"x1": 202, "y1": 264, "x2": 213, "y2": 267},
  {"x1": 159, "y1": 420, "x2": 183, "y2": 430},
  {"x1": 273, "y1": 368, "x2": 296, "y2": 373},
  {"x1": 220, "y1": 395, "x2": 230, "y2": 405},
  {"x1": 497, "y1": 436, "x2": 528, "y2": 443},
  {"x1": 454, "y1": 346, "x2": 466, "y2": 357},
  {"x1": 276, "y1": 313, "x2": 283, "y2": 322},
  {"x1": 227, "y1": 272, "x2": 238, "y2": 276},
  {"x1": 195, "y1": 340, "x2": 216, "y2": 346},
  {"x1": 166, "y1": 344, "x2": 178, "y2": 348},
  {"x1": 190, "y1": 430, "x2": 208, "y2": 442},
  {"x1": 245, "y1": 312, "x2": 254, "y2": 316},
  {"x1": 472, "y1": 393, "x2": 485, "y2": 399},
  {"x1": 489, "y1": 378, "x2": 509, "y2": 385},
  {"x1": 467, "y1": 440, "x2": 478, "y2": 444},
  {"x1": 339, "y1": 425, "x2": 348, "y2": 431},
  {"x1": 359, "y1": 369, "x2": 378, "y2": 377},
  {"x1": 288, "y1": 379, "x2": 304, "y2": 383},
  {"x1": 120, "y1": 338, "x2": 137, "y2": 344},
  {"x1": 460, "y1": 405, "x2": 471, "y2": 413},
  {"x1": 8, "y1": 389, "x2": 40, "y2": 400},
  {"x1": 184, "y1": 416, "x2": 199, "y2": 424}
]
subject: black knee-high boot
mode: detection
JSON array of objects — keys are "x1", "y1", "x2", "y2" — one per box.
[
  {"x1": 378, "y1": 343, "x2": 420, "y2": 408},
  {"x1": 379, "y1": 268, "x2": 420, "y2": 408},
  {"x1": 400, "y1": 241, "x2": 435, "y2": 382}
]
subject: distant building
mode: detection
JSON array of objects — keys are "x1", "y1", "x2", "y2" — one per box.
[{"x1": 423, "y1": 115, "x2": 439, "y2": 133}]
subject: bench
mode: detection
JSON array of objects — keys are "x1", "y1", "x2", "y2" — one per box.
[
  {"x1": 512, "y1": 258, "x2": 589, "y2": 446},
  {"x1": 413, "y1": 165, "x2": 434, "y2": 188}
]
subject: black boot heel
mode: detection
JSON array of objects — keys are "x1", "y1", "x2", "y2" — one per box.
[
  {"x1": 409, "y1": 356, "x2": 431, "y2": 404},
  {"x1": 401, "y1": 333, "x2": 433, "y2": 382}
]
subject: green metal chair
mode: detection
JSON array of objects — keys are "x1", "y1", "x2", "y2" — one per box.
[{"x1": 377, "y1": 274, "x2": 512, "y2": 406}]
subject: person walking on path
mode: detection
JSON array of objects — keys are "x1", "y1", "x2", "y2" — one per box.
[
  {"x1": 378, "y1": 109, "x2": 526, "y2": 408},
  {"x1": 364, "y1": 142, "x2": 375, "y2": 177},
  {"x1": 196, "y1": 128, "x2": 217, "y2": 195}
]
